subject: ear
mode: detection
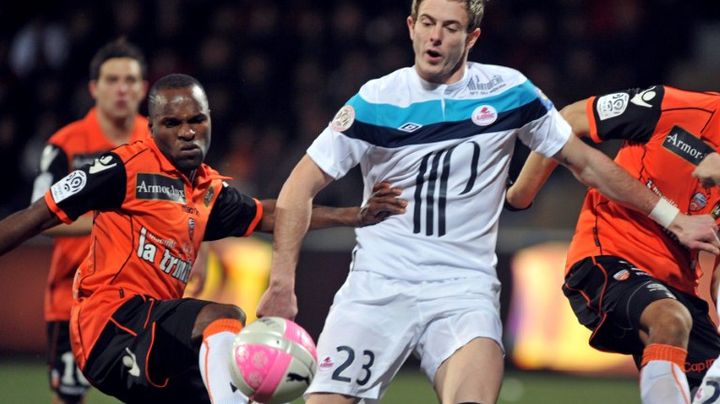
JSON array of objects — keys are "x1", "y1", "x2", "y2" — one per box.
[
  {"x1": 88, "y1": 80, "x2": 98, "y2": 100},
  {"x1": 407, "y1": 15, "x2": 416, "y2": 41},
  {"x1": 466, "y1": 27, "x2": 481, "y2": 50}
]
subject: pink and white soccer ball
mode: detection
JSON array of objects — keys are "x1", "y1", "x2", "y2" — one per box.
[{"x1": 230, "y1": 317, "x2": 318, "y2": 403}]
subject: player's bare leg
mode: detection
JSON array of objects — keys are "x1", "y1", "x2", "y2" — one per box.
[{"x1": 433, "y1": 337, "x2": 504, "y2": 404}]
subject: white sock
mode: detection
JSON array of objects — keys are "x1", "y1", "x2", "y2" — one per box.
[
  {"x1": 199, "y1": 319, "x2": 248, "y2": 404},
  {"x1": 641, "y1": 360, "x2": 691, "y2": 404}
]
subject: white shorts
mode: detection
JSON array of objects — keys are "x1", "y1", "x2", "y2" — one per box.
[{"x1": 305, "y1": 270, "x2": 503, "y2": 402}]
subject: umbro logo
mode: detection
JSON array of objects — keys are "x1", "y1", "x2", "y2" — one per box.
[{"x1": 398, "y1": 122, "x2": 422, "y2": 133}]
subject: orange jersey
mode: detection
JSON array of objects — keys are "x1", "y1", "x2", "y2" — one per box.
[
  {"x1": 43, "y1": 138, "x2": 262, "y2": 370},
  {"x1": 567, "y1": 86, "x2": 720, "y2": 295},
  {"x1": 31, "y1": 108, "x2": 150, "y2": 321}
]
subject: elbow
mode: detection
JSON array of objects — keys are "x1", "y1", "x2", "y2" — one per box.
[{"x1": 505, "y1": 186, "x2": 533, "y2": 210}]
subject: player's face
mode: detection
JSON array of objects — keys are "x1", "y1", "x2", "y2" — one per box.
[
  {"x1": 90, "y1": 57, "x2": 147, "y2": 121},
  {"x1": 407, "y1": 0, "x2": 480, "y2": 84},
  {"x1": 150, "y1": 85, "x2": 211, "y2": 176}
]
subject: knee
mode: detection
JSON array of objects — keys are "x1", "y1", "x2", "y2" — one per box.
[
  {"x1": 642, "y1": 300, "x2": 692, "y2": 347},
  {"x1": 192, "y1": 303, "x2": 246, "y2": 340}
]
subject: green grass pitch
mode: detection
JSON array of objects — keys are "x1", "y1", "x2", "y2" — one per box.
[{"x1": 0, "y1": 359, "x2": 640, "y2": 403}]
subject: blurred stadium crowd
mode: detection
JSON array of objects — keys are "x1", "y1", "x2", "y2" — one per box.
[{"x1": 1, "y1": 0, "x2": 718, "y2": 225}]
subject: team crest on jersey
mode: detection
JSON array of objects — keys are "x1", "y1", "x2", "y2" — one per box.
[
  {"x1": 330, "y1": 105, "x2": 355, "y2": 132},
  {"x1": 689, "y1": 192, "x2": 708, "y2": 212},
  {"x1": 471, "y1": 105, "x2": 497, "y2": 126},
  {"x1": 188, "y1": 217, "x2": 196, "y2": 240},
  {"x1": 596, "y1": 92, "x2": 629, "y2": 121},
  {"x1": 50, "y1": 170, "x2": 87, "y2": 203}
]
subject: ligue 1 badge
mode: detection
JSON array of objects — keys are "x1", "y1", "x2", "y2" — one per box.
[{"x1": 330, "y1": 105, "x2": 355, "y2": 132}]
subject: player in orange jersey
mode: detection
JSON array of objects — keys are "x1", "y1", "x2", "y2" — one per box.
[
  {"x1": 0, "y1": 74, "x2": 407, "y2": 403},
  {"x1": 30, "y1": 38, "x2": 150, "y2": 404},
  {"x1": 506, "y1": 85, "x2": 720, "y2": 404}
]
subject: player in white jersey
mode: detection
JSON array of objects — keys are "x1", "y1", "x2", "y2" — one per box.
[{"x1": 257, "y1": 1, "x2": 720, "y2": 403}]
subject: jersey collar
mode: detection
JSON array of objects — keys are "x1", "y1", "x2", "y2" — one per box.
[{"x1": 412, "y1": 62, "x2": 471, "y2": 93}]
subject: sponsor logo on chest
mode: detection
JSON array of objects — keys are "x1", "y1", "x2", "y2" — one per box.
[
  {"x1": 662, "y1": 126, "x2": 713, "y2": 166},
  {"x1": 136, "y1": 226, "x2": 193, "y2": 283},
  {"x1": 466, "y1": 74, "x2": 506, "y2": 95},
  {"x1": 136, "y1": 174, "x2": 186, "y2": 203}
]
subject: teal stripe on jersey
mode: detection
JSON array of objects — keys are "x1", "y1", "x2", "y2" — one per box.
[{"x1": 348, "y1": 80, "x2": 542, "y2": 128}]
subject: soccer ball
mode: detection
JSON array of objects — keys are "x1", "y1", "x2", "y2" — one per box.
[{"x1": 230, "y1": 317, "x2": 317, "y2": 403}]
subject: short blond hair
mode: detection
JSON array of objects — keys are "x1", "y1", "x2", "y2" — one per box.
[{"x1": 410, "y1": 0, "x2": 486, "y2": 32}]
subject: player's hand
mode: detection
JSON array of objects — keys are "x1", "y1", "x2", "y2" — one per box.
[
  {"x1": 694, "y1": 152, "x2": 720, "y2": 188},
  {"x1": 358, "y1": 182, "x2": 407, "y2": 226},
  {"x1": 256, "y1": 282, "x2": 298, "y2": 320},
  {"x1": 669, "y1": 213, "x2": 720, "y2": 255}
]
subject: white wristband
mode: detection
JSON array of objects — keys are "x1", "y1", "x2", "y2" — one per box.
[{"x1": 649, "y1": 198, "x2": 679, "y2": 229}]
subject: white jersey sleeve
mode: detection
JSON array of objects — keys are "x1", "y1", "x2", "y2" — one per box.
[
  {"x1": 516, "y1": 86, "x2": 572, "y2": 157},
  {"x1": 307, "y1": 123, "x2": 370, "y2": 180}
]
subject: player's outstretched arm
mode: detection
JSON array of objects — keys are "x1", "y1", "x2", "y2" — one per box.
[
  {"x1": 506, "y1": 99, "x2": 588, "y2": 210},
  {"x1": 257, "y1": 154, "x2": 334, "y2": 320},
  {"x1": 356, "y1": 182, "x2": 407, "y2": 226},
  {"x1": 258, "y1": 183, "x2": 407, "y2": 232},
  {"x1": 305, "y1": 182, "x2": 407, "y2": 229},
  {"x1": 42, "y1": 215, "x2": 93, "y2": 237},
  {"x1": 0, "y1": 198, "x2": 62, "y2": 256},
  {"x1": 555, "y1": 133, "x2": 720, "y2": 254}
]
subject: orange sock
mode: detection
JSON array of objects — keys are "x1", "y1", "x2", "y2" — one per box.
[
  {"x1": 641, "y1": 343, "x2": 687, "y2": 370},
  {"x1": 202, "y1": 318, "x2": 243, "y2": 340}
]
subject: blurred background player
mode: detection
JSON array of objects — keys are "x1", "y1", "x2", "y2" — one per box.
[
  {"x1": 29, "y1": 38, "x2": 149, "y2": 404},
  {"x1": 257, "y1": 1, "x2": 720, "y2": 403},
  {"x1": 506, "y1": 85, "x2": 720, "y2": 404}
]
